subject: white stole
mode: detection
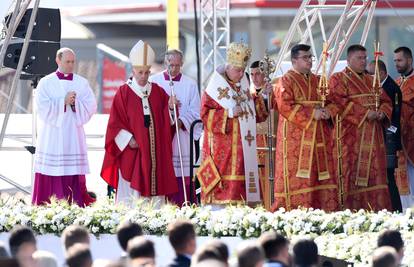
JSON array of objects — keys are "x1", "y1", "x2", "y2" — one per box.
[
  {"x1": 205, "y1": 70, "x2": 261, "y2": 203},
  {"x1": 126, "y1": 78, "x2": 152, "y2": 115}
]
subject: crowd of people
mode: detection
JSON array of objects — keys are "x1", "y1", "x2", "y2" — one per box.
[{"x1": 0, "y1": 220, "x2": 406, "y2": 267}]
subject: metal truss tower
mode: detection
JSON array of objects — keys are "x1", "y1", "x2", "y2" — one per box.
[
  {"x1": 200, "y1": 0, "x2": 230, "y2": 89},
  {"x1": 0, "y1": 0, "x2": 39, "y2": 194},
  {"x1": 274, "y1": 0, "x2": 377, "y2": 77}
]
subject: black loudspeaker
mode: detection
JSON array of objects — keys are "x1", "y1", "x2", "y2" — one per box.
[
  {"x1": 3, "y1": 41, "x2": 60, "y2": 75},
  {"x1": 5, "y1": 8, "x2": 61, "y2": 42}
]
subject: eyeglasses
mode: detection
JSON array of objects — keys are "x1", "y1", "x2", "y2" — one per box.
[{"x1": 295, "y1": 55, "x2": 315, "y2": 61}]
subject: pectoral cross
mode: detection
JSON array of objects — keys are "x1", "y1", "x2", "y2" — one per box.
[
  {"x1": 218, "y1": 87, "x2": 230, "y2": 100},
  {"x1": 244, "y1": 89, "x2": 252, "y2": 101},
  {"x1": 233, "y1": 94, "x2": 244, "y2": 106},
  {"x1": 245, "y1": 130, "x2": 255, "y2": 146}
]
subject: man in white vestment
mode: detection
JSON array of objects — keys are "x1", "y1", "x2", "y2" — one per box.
[
  {"x1": 32, "y1": 47, "x2": 97, "y2": 206},
  {"x1": 150, "y1": 49, "x2": 201, "y2": 206}
]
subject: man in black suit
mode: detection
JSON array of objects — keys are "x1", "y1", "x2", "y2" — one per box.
[
  {"x1": 367, "y1": 59, "x2": 403, "y2": 212},
  {"x1": 167, "y1": 220, "x2": 196, "y2": 267}
]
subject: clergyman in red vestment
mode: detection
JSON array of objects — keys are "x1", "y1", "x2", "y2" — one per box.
[
  {"x1": 393, "y1": 46, "x2": 414, "y2": 209},
  {"x1": 326, "y1": 44, "x2": 392, "y2": 211},
  {"x1": 272, "y1": 44, "x2": 338, "y2": 211},
  {"x1": 198, "y1": 42, "x2": 269, "y2": 207},
  {"x1": 101, "y1": 40, "x2": 178, "y2": 204}
]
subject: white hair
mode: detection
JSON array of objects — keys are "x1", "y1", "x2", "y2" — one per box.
[
  {"x1": 56, "y1": 47, "x2": 75, "y2": 59},
  {"x1": 165, "y1": 49, "x2": 184, "y2": 63}
]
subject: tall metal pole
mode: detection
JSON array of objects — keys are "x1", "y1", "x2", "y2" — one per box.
[
  {"x1": 166, "y1": 63, "x2": 189, "y2": 206},
  {"x1": 0, "y1": 0, "x2": 40, "y2": 149},
  {"x1": 0, "y1": 0, "x2": 23, "y2": 68}
]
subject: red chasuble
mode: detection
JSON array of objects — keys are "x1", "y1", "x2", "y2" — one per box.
[
  {"x1": 394, "y1": 75, "x2": 414, "y2": 195},
  {"x1": 326, "y1": 67, "x2": 392, "y2": 211},
  {"x1": 272, "y1": 70, "x2": 338, "y2": 212},
  {"x1": 101, "y1": 82, "x2": 178, "y2": 197},
  {"x1": 200, "y1": 86, "x2": 268, "y2": 205}
]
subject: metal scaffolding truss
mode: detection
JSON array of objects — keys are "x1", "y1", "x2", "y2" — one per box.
[
  {"x1": 274, "y1": 0, "x2": 377, "y2": 77},
  {"x1": 200, "y1": 0, "x2": 230, "y2": 89},
  {"x1": 0, "y1": 0, "x2": 38, "y2": 194}
]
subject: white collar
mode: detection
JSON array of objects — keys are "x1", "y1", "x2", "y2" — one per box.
[{"x1": 127, "y1": 78, "x2": 151, "y2": 98}]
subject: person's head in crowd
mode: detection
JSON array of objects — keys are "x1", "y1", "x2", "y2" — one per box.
[
  {"x1": 204, "y1": 240, "x2": 229, "y2": 263},
  {"x1": 9, "y1": 225, "x2": 37, "y2": 267},
  {"x1": 347, "y1": 44, "x2": 367, "y2": 74},
  {"x1": 291, "y1": 44, "x2": 313, "y2": 75},
  {"x1": 167, "y1": 220, "x2": 196, "y2": 256},
  {"x1": 92, "y1": 259, "x2": 125, "y2": 267},
  {"x1": 0, "y1": 241, "x2": 9, "y2": 258},
  {"x1": 33, "y1": 250, "x2": 58, "y2": 267},
  {"x1": 394, "y1": 46, "x2": 413, "y2": 76},
  {"x1": 237, "y1": 242, "x2": 265, "y2": 267},
  {"x1": 292, "y1": 239, "x2": 318, "y2": 267},
  {"x1": 258, "y1": 231, "x2": 290, "y2": 266},
  {"x1": 192, "y1": 241, "x2": 229, "y2": 266},
  {"x1": 116, "y1": 222, "x2": 143, "y2": 252},
  {"x1": 371, "y1": 246, "x2": 399, "y2": 267},
  {"x1": 191, "y1": 259, "x2": 227, "y2": 267},
  {"x1": 377, "y1": 230, "x2": 404, "y2": 263},
  {"x1": 0, "y1": 258, "x2": 20, "y2": 267},
  {"x1": 62, "y1": 225, "x2": 90, "y2": 251},
  {"x1": 65, "y1": 243, "x2": 93, "y2": 267},
  {"x1": 127, "y1": 236, "x2": 155, "y2": 267},
  {"x1": 366, "y1": 59, "x2": 388, "y2": 82}
]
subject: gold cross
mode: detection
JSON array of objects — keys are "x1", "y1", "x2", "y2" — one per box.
[
  {"x1": 243, "y1": 108, "x2": 249, "y2": 120},
  {"x1": 203, "y1": 169, "x2": 213, "y2": 181},
  {"x1": 244, "y1": 89, "x2": 252, "y2": 101},
  {"x1": 218, "y1": 87, "x2": 230, "y2": 100},
  {"x1": 232, "y1": 94, "x2": 245, "y2": 106},
  {"x1": 245, "y1": 130, "x2": 255, "y2": 146}
]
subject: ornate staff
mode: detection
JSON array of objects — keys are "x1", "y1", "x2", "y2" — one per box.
[
  {"x1": 318, "y1": 42, "x2": 330, "y2": 107},
  {"x1": 259, "y1": 54, "x2": 276, "y2": 206},
  {"x1": 166, "y1": 54, "x2": 188, "y2": 206},
  {"x1": 372, "y1": 42, "x2": 383, "y2": 112}
]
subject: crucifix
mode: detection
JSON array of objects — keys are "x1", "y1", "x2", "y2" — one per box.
[
  {"x1": 232, "y1": 94, "x2": 245, "y2": 106},
  {"x1": 245, "y1": 130, "x2": 255, "y2": 146},
  {"x1": 244, "y1": 89, "x2": 252, "y2": 101},
  {"x1": 217, "y1": 87, "x2": 230, "y2": 100}
]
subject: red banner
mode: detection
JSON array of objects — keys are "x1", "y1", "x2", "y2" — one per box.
[{"x1": 101, "y1": 57, "x2": 127, "y2": 114}]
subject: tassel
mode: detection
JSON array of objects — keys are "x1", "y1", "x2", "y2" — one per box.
[{"x1": 144, "y1": 115, "x2": 151, "y2": 128}]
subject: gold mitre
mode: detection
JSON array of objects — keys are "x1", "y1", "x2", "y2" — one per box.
[
  {"x1": 226, "y1": 42, "x2": 252, "y2": 68},
  {"x1": 129, "y1": 40, "x2": 155, "y2": 68}
]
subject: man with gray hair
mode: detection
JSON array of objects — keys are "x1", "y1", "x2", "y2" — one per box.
[
  {"x1": 32, "y1": 47, "x2": 97, "y2": 206},
  {"x1": 198, "y1": 42, "x2": 269, "y2": 207},
  {"x1": 150, "y1": 49, "x2": 201, "y2": 206}
]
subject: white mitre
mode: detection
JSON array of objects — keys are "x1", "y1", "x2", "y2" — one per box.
[{"x1": 129, "y1": 40, "x2": 155, "y2": 68}]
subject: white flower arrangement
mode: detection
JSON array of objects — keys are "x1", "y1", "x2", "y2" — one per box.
[{"x1": 1, "y1": 194, "x2": 414, "y2": 265}]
